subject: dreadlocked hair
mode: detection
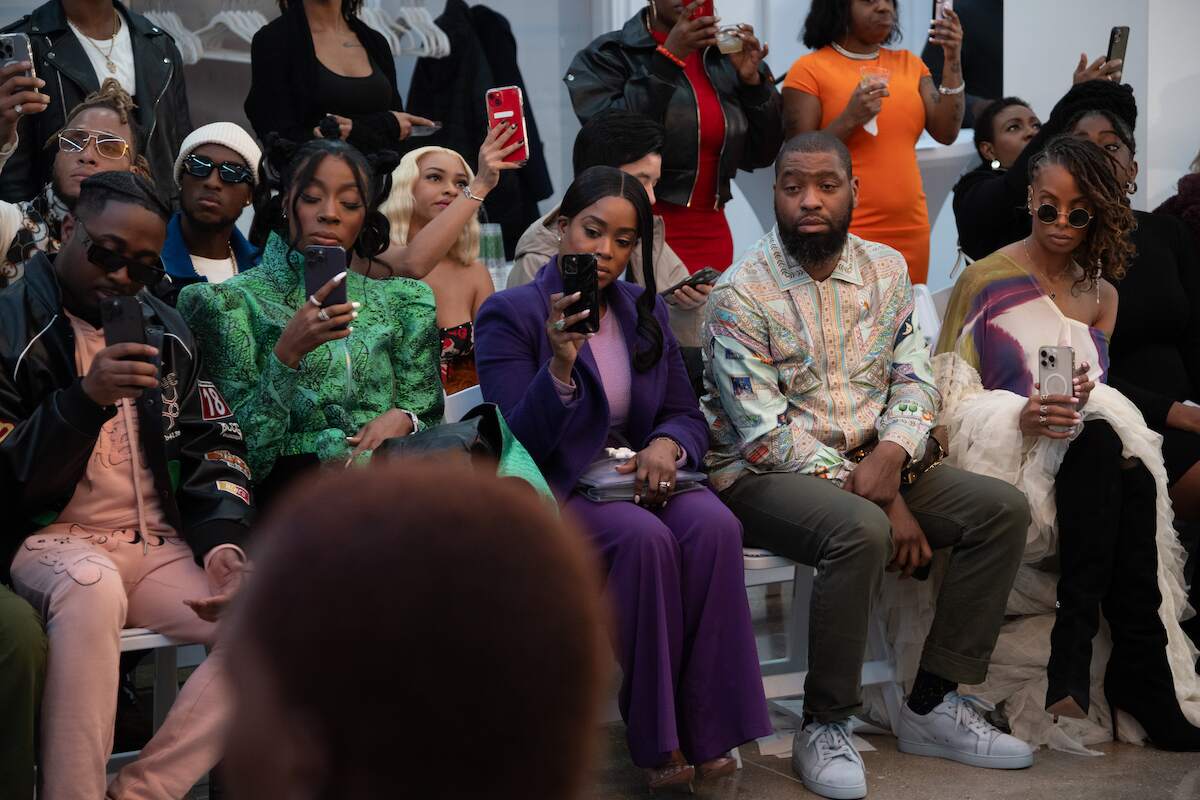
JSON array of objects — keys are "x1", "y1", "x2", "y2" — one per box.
[
  {"x1": 46, "y1": 78, "x2": 142, "y2": 157},
  {"x1": 250, "y1": 134, "x2": 398, "y2": 266},
  {"x1": 1028, "y1": 134, "x2": 1136, "y2": 290}
]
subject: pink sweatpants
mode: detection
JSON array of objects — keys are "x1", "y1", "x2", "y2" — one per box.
[{"x1": 10, "y1": 529, "x2": 229, "y2": 800}]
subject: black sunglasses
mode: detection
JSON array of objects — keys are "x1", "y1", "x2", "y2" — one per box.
[
  {"x1": 1034, "y1": 203, "x2": 1092, "y2": 229},
  {"x1": 182, "y1": 153, "x2": 254, "y2": 185},
  {"x1": 80, "y1": 222, "x2": 166, "y2": 286}
]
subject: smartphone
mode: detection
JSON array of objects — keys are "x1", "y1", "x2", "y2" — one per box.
[
  {"x1": 690, "y1": 0, "x2": 715, "y2": 20},
  {"x1": 1106, "y1": 25, "x2": 1129, "y2": 68},
  {"x1": 1038, "y1": 345, "x2": 1076, "y2": 433},
  {"x1": 0, "y1": 33, "x2": 36, "y2": 82},
  {"x1": 100, "y1": 295, "x2": 146, "y2": 349},
  {"x1": 660, "y1": 267, "x2": 721, "y2": 297},
  {"x1": 409, "y1": 122, "x2": 443, "y2": 138},
  {"x1": 932, "y1": 0, "x2": 953, "y2": 21},
  {"x1": 304, "y1": 245, "x2": 349, "y2": 325},
  {"x1": 485, "y1": 86, "x2": 528, "y2": 165},
  {"x1": 561, "y1": 254, "x2": 600, "y2": 335}
]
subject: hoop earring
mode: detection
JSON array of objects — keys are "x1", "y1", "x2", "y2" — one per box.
[{"x1": 1126, "y1": 180, "x2": 1138, "y2": 194}]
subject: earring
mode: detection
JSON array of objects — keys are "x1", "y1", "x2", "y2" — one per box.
[
  {"x1": 647, "y1": 0, "x2": 657, "y2": 25},
  {"x1": 1127, "y1": 180, "x2": 1138, "y2": 194},
  {"x1": 990, "y1": 159, "x2": 1001, "y2": 170}
]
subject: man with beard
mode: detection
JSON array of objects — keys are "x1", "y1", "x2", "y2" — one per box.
[
  {"x1": 0, "y1": 73, "x2": 142, "y2": 288},
  {"x1": 701, "y1": 132, "x2": 1034, "y2": 799},
  {"x1": 156, "y1": 123, "x2": 261, "y2": 306}
]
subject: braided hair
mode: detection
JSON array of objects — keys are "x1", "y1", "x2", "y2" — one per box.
[
  {"x1": 250, "y1": 134, "x2": 400, "y2": 267},
  {"x1": 1028, "y1": 134, "x2": 1136, "y2": 290},
  {"x1": 558, "y1": 166, "x2": 663, "y2": 372}
]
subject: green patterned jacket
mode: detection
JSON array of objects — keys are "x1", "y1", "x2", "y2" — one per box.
[{"x1": 178, "y1": 233, "x2": 444, "y2": 479}]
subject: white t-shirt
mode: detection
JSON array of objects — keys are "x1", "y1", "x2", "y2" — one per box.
[
  {"x1": 67, "y1": 13, "x2": 136, "y2": 97},
  {"x1": 190, "y1": 254, "x2": 237, "y2": 285}
]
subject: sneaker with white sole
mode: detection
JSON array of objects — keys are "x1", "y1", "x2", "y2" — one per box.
[
  {"x1": 897, "y1": 692, "x2": 1034, "y2": 769},
  {"x1": 791, "y1": 719, "x2": 868, "y2": 800}
]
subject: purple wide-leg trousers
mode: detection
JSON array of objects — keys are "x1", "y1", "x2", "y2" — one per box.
[{"x1": 564, "y1": 488, "x2": 771, "y2": 767}]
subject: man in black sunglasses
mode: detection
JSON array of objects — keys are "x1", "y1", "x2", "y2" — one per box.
[
  {"x1": 0, "y1": 170, "x2": 253, "y2": 797},
  {"x1": 158, "y1": 123, "x2": 263, "y2": 306}
]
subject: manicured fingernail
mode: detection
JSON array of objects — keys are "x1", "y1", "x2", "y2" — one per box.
[
  {"x1": 334, "y1": 271, "x2": 347, "y2": 283},
  {"x1": 633, "y1": 495, "x2": 640, "y2": 504},
  {"x1": 352, "y1": 301, "x2": 361, "y2": 310},
  {"x1": 351, "y1": 311, "x2": 359, "y2": 319},
  {"x1": 509, "y1": 123, "x2": 516, "y2": 130},
  {"x1": 347, "y1": 326, "x2": 354, "y2": 333},
  {"x1": 580, "y1": 309, "x2": 590, "y2": 317}
]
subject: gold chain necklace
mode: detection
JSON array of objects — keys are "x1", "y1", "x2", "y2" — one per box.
[{"x1": 72, "y1": 11, "x2": 120, "y2": 74}]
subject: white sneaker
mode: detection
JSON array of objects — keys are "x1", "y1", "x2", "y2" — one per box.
[
  {"x1": 897, "y1": 692, "x2": 1034, "y2": 769},
  {"x1": 791, "y1": 719, "x2": 867, "y2": 800}
]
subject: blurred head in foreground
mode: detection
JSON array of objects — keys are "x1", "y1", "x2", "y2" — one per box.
[{"x1": 225, "y1": 461, "x2": 609, "y2": 800}]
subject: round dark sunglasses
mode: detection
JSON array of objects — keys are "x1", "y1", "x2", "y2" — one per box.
[
  {"x1": 80, "y1": 222, "x2": 165, "y2": 286},
  {"x1": 1034, "y1": 203, "x2": 1092, "y2": 229},
  {"x1": 182, "y1": 153, "x2": 254, "y2": 185}
]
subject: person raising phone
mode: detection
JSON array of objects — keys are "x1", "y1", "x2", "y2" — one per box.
[
  {"x1": 475, "y1": 166, "x2": 770, "y2": 792},
  {"x1": 178, "y1": 137, "x2": 443, "y2": 511},
  {"x1": 935, "y1": 135, "x2": 1200, "y2": 752}
]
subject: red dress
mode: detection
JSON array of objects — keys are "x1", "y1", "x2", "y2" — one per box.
[{"x1": 650, "y1": 30, "x2": 734, "y2": 274}]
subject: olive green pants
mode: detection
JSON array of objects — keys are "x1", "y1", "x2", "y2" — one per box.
[{"x1": 0, "y1": 584, "x2": 46, "y2": 800}]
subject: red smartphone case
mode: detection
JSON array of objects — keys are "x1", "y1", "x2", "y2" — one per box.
[
  {"x1": 485, "y1": 86, "x2": 528, "y2": 165},
  {"x1": 690, "y1": 1, "x2": 715, "y2": 20}
]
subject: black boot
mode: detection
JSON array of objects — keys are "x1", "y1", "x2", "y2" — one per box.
[
  {"x1": 1102, "y1": 464, "x2": 1200, "y2": 751},
  {"x1": 1046, "y1": 421, "x2": 1124, "y2": 718}
]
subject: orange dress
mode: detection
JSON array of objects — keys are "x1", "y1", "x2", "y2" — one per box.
[{"x1": 785, "y1": 47, "x2": 932, "y2": 283}]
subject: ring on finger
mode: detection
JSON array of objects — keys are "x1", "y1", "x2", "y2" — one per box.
[
  {"x1": 14, "y1": 103, "x2": 21, "y2": 115},
  {"x1": 658, "y1": 481, "x2": 672, "y2": 491},
  {"x1": 308, "y1": 294, "x2": 321, "y2": 307},
  {"x1": 1039, "y1": 415, "x2": 1048, "y2": 426},
  {"x1": 317, "y1": 308, "x2": 330, "y2": 322},
  {"x1": 552, "y1": 318, "x2": 567, "y2": 332}
]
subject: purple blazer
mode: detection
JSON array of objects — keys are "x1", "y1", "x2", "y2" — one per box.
[{"x1": 475, "y1": 258, "x2": 709, "y2": 498}]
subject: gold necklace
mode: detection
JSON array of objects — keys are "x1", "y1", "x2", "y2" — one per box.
[
  {"x1": 228, "y1": 244, "x2": 239, "y2": 276},
  {"x1": 72, "y1": 11, "x2": 120, "y2": 74}
]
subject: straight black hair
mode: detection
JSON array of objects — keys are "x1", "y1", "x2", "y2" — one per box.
[
  {"x1": 802, "y1": 0, "x2": 902, "y2": 51},
  {"x1": 572, "y1": 110, "x2": 665, "y2": 177},
  {"x1": 278, "y1": 0, "x2": 362, "y2": 17},
  {"x1": 558, "y1": 166, "x2": 663, "y2": 372}
]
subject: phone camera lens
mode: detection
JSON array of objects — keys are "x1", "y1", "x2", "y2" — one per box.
[{"x1": 489, "y1": 94, "x2": 502, "y2": 107}]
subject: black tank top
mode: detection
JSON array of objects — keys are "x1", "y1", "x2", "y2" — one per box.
[{"x1": 312, "y1": 52, "x2": 394, "y2": 117}]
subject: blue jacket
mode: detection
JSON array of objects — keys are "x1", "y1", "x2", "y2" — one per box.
[{"x1": 157, "y1": 212, "x2": 260, "y2": 306}]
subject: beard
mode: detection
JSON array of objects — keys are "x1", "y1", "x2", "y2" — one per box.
[{"x1": 776, "y1": 202, "x2": 853, "y2": 268}]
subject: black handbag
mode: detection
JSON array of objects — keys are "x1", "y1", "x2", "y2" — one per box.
[{"x1": 372, "y1": 402, "x2": 501, "y2": 464}]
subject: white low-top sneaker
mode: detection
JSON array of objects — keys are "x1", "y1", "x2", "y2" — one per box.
[
  {"x1": 791, "y1": 719, "x2": 868, "y2": 800},
  {"x1": 897, "y1": 692, "x2": 1034, "y2": 769}
]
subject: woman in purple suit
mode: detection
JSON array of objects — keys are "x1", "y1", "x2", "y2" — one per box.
[{"x1": 475, "y1": 166, "x2": 770, "y2": 792}]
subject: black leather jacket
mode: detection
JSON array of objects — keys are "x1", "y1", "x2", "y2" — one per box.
[
  {"x1": 565, "y1": 11, "x2": 783, "y2": 209},
  {"x1": 0, "y1": 1, "x2": 191, "y2": 205},
  {"x1": 0, "y1": 253, "x2": 252, "y2": 575}
]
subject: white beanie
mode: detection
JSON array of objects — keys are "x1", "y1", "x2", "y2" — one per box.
[{"x1": 174, "y1": 122, "x2": 263, "y2": 187}]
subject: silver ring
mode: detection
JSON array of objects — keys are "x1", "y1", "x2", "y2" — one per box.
[
  {"x1": 308, "y1": 294, "x2": 321, "y2": 307},
  {"x1": 658, "y1": 481, "x2": 672, "y2": 490},
  {"x1": 552, "y1": 319, "x2": 567, "y2": 332},
  {"x1": 1039, "y1": 405, "x2": 1047, "y2": 414},
  {"x1": 317, "y1": 308, "x2": 330, "y2": 322},
  {"x1": 13, "y1": 103, "x2": 21, "y2": 115},
  {"x1": 1039, "y1": 415, "x2": 1048, "y2": 427}
]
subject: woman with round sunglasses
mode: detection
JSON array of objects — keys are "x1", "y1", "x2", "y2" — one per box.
[
  {"x1": 934, "y1": 135, "x2": 1200, "y2": 752},
  {"x1": 157, "y1": 123, "x2": 265, "y2": 306},
  {"x1": 0, "y1": 79, "x2": 143, "y2": 288}
]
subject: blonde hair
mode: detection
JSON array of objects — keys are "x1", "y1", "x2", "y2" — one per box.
[{"x1": 380, "y1": 146, "x2": 480, "y2": 267}]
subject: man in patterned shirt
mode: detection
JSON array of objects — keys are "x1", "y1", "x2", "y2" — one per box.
[{"x1": 703, "y1": 133, "x2": 1034, "y2": 799}]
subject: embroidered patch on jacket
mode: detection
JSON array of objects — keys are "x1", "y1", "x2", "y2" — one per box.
[
  {"x1": 215, "y1": 480, "x2": 250, "y2": 505},
  {"x1": 218, "y1": 422, "x2": 243, "y2": 441},
  {"x1": 0, "y1": 420, "x2": 13, "y2": 443},
  {"x1": 160, "y1": 372, "x2": 180, "y2": 431},
  {"x1": 205, "y1": 450, "x2": 251, "y2": 479},
  {"x1": 198, "y1": 381, "x2": 233, "y2": 421}
]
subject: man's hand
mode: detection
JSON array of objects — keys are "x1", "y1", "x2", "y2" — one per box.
[
  {"x1": 885, "y1": 495, "x2": 932, "y2": 579},
  {"x1": 81, "y1": 344, "x2": 159, "y2": 406},
  {"x1": 842, "y1": 441, "x2": 908, "y2": 507},
  {"x1": 185, "y1": 548, "x2": 248, "y2": 623}
]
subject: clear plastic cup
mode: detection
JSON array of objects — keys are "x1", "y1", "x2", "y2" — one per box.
[
  {"x1": 858, "y1": 66, "x2": 890, "y2": 135},
  {"x1": 717, "y1": 27, "x2": 744, "y2": 55}
]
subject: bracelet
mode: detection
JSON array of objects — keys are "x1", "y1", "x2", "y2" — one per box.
[
  {"x1": 656, "y1": 44, "x2": 686, "y2": 68},
  {"x1": 938, "y1": 83, "x2": 966, "y2": 96},
  {"x1": 462, "y1": 185, "x2": 486, "y2": 203}
]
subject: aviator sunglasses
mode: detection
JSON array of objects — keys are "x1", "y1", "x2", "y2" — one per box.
[
  {"x1": 57, "y1": 128, "x2": 130, "y2": 160},
  {"x1": 1033, "y1": 202, "x2": 1092, "y2": 229},
  {"x1": 182, "y1": 153, "x2": 255, "y2": 185}
]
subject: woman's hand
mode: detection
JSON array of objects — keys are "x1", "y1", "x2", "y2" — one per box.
[
  {"x1": 1019, "y1": 383, "x2": 1080, "y2": 439},
  {"x1": 838, "y1": 79, "x2": 888, "y2": 130},
  {"x1": 615, "y1": 438, "x2": 681, "y2": 508},
  {"x1": 346, "y1": 408, "x2": 415, "y2": 462},
  {"x1": 0, "y1": 61, "x2": 47, "y2": 148},
  {"x1": 314, "y1": 113, "x2": 352, "y2": 140},
  {"x1": 728, "y1": 24, "x2": 769, "y2": 86},
  {"x1": 662, "y1": 0, "x2": 719, "y2": 61},
  {"x1": 546, "y1": 291, "x2": 592, "y2": 385},
  {"x1": 1073, "y1": 53, "x2": 1123, "y2": 84},
  {"x1": 885, "y1": 495, "x2": 932, "y2": 579},
  {"x1": 1072, "y1": 362, "x2": 1095, "y2": 410},
  {"x1": 391, "y1": 111, "x2": 437, "y2": 141},
  {"x1": 469, "y1": 122, "x2": 524, "y2": 200},
  {"x1": 928, "y1": 7, "x2": 963, "y2": 65},
  {"x1": 273, "y1": 273, "x2": 357, "y2": 369},
  {"x1": 665, "y1": 282, "x2": 713, "y2": 310}
]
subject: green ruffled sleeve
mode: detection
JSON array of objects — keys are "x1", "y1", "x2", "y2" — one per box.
[{"x1": 388, "y1": 279, "x2": 444, "y2": 428}]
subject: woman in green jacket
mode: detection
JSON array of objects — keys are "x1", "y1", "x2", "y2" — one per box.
[{"x1": 179, "y1": 129, "x2": 516, "y2": 507}]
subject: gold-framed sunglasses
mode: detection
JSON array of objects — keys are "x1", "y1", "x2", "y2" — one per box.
[
  {"x1": 1033, "y1": 202, "x2": 1092, "y2": 229},
  {"x1": 56, "y1": 128, "x2": 131, "y2": 160}
]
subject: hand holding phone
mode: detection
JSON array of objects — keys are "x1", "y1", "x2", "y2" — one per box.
[
  {"x1": 1105, "y1": 26, "x2": 1129, "y2": 81},
  {"x1": 273, "y1": 257, "x2": 355, "y2": 369},
  {"x1": 87, "y1": 296, "x2": 158, "y2": 406},
  {"x1": 0, "y1": 34, "x2": 46, "y2": 144},
  {"x1": 660, "y1": 267, "x2": 721, "y2": 298},
  {"x1": 561, "y1": 254, "x2": 600, "y2": 334},
  {"x1": 485, "y1": 86, "x2": 529, "y2": 164},
  {"x1": 1024, "y1": 345, "x2": 1081, "y2": 438},
  {"x1": 662, "y1": 0, "x2": 719, "y2": 62}
]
